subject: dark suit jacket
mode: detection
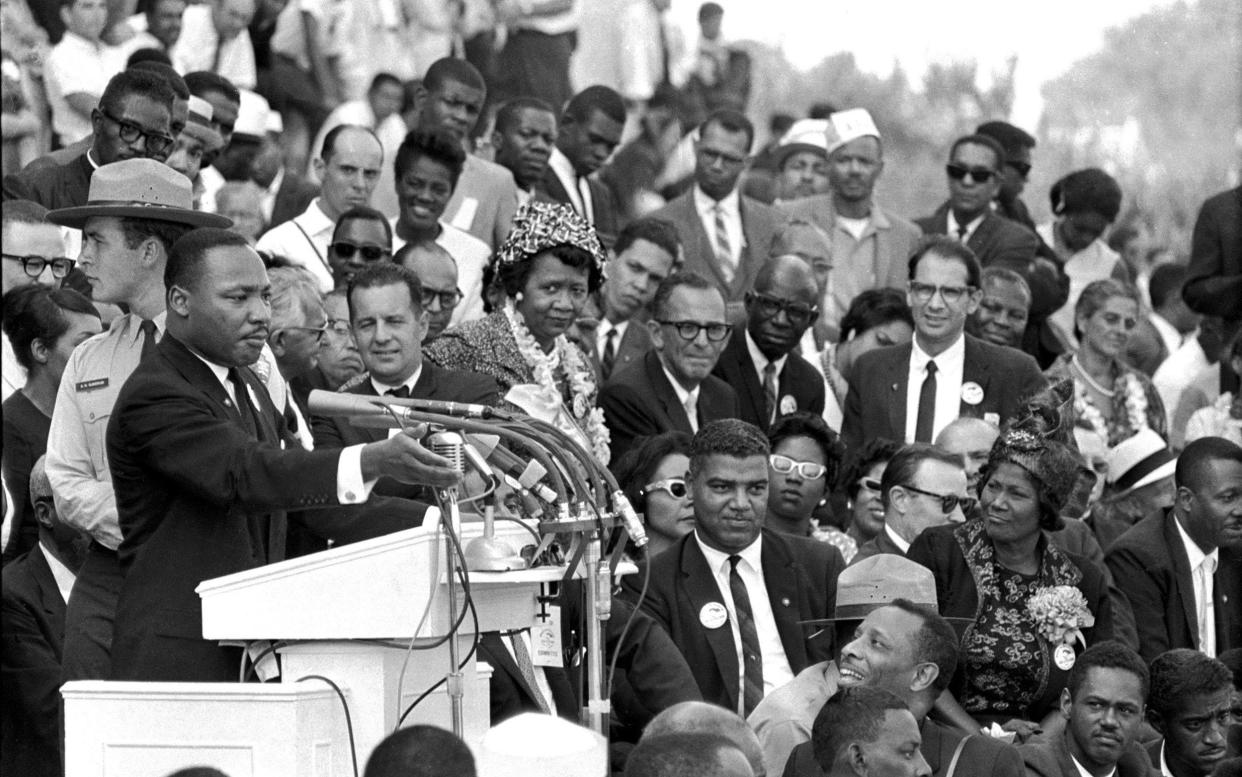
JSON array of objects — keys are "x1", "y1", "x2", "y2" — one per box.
[
  {"x1": 620, "y1": 529, "x2": 843, "y2": 711},
  {"x1": 538, "y1": 167, "x2": 621, "y2": 249},
  {"x1": 1019, "y1": 730, "x2": 1158, "y2": 777},
  {"x1": 581, "y1": 316, "x2": 655, "y2": 385},
  {"x1": 269, "y1": 170, "x2": 319, "y2": 229},
  {"x1": 106, "y1": 334, "x2": 421, "y2": 681},
  {"x1": 840, "y1": 334, "x2": 1047, "y2": 458},
  {"x1": 783, "y1": 717, "x2": 1025, "y2": 777},
  {"x1": 1183, "y1": 186, "x2": 1242, "y2": 321},
  {"x1": 2, "y1": 151, "x2": 93, "y2": 210},
  {"x1": 1104, "y1": 511, "x2": 1237, "y2": 663},
  {"x1": 478, "y1": 632, "x2": 579, "y2": 724},
  {"x1": 1, "y1": 546, "x2": 66, "y2": 777},
  {"x1": 647, "y1": 188, "x2": 786, "y2": 309},
  {"x1": 711, "y1": 331, "x2": 825, "y2": 431},
  {"x1": 851, "y1": 529, "x2": 906, "y2": 564},
  {"x1": 600, "y1": 350, "x2": 740, "y2": 462}
]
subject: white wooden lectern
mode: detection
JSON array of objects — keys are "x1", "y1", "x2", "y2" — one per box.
[{"x1": 64, "y1": 519, "x2": 555, "y2": 777}]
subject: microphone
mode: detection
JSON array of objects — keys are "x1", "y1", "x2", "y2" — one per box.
[
  {"x1": 613, "y1": 491, "x2": 648, "y2": 551},
  {"x1": 307, "y1": 389, "x2": 494, "y2": 422},
  {"x1": 428, "y1": 431, "x2": 466, "y2": 475},
  {"x1": 466, "y1": 434, "x2": 558, "y2": 503}
]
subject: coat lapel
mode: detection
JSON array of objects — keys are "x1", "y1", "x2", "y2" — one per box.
[
  {"x1": 680, "y1": 538, "x2": 741, "y2": 705},
  {"x1": 681, "y1": 193, "x2": 733, "y2": 293},
  {"x1": 160, "y1": 335, "x2": 246, "y2": 427},
  {"x1": 732, "y1": 198, "x2": 759, "y2": 298},
  {"x1": 761, "y1": 533, "x2": 807, "y2": 669},
  {"x1": 886, "y1": 343, "x2": 912, "y2": 437},
  {"x1": 959, "y1": 336, "x2": 992, "y2": 418},
  {"x1": 726, "y1": 334, "x2": 765, "y2": 424},
  {"x1": 1164, "y1": 515, "x2": 1202, "y2": 645},
  {"x1": 648, "y1": 352, "x2": 694, "y2": 433},
  {"x1": 346, "y1": 379, "x2": 390, "y2": 443}
]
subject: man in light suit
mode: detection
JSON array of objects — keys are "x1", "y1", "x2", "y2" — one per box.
[
  {"x1": 589, "y1": 217, "x2": 680, "y2": 383},
  {"x1": 711, "y1": 255, "x2": 825, "y2": 431},
  {"x1": 778, "y1": 109, "x2": 922, "y2": 330},
  {"x1": 647, "y1": 109, "x2": 786, "y2": 318},
  {"x1": 413, "y1": 58, "x2": 519, "y2": 251},
  {"x1": 601, "y1": 271, "x2": 740, "y2": 462},
  {"x1": 840, "y1": 237, "x2": 1047, "y2": 457},
  {"x1": 620, "y1": 419, "x2": 844, "y2": 717},
  {"x1": 1105, "y1": 436, "x2": 1241, "y2": 663}
]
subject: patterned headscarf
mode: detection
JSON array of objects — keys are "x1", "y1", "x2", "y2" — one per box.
[{"x1": 494, "y1": 201, "x2": 608, "y2": 275}]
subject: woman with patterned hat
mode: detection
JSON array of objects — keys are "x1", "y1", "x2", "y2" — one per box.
[{"x1": 425, "y1": 201, "x2": 611, "y2": 462}]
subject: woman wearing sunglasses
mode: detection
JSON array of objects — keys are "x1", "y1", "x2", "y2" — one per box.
[
  {"x1": 610, "y1": 431, "x2": 694, "y2": 558},
  {"x1": 762, "y1": 412, "x2": 853, "y2": 561},
  {"x1": 840, "y1": 438, "x2": 902, "y2": 550},
  {"x1": 907, "y1": 421, "x2": 1119, "y2": 742}
]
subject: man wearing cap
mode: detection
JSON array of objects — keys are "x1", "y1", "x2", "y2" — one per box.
[
  {"x1": 853, "y1": 444, "x2": 970, "y2": 563},
  {"x1": 770, "y1": 119, "x2": 830, "y2": 204},
  {"x1": 3, "y1": 68, "x2": 176, "y2": 211},
  {"x1": 165, "y1": 95, "x2": 224, "y2": 209},
  {"x1": 779, "y1": 109, "x2": 921, "y2": 331},
  {"x1": 753, "y1": 555, "x2": 1024, "y2": 777},
  {"x1": 1106, "y1": 436, "x2": 1241, "y2": 662},
  {"x1": 1088, "y1": 428, "x2": 1178, "y2": 551},
  {"x1": 43, "y1": 159, "x2": 232, "y2": 684}
]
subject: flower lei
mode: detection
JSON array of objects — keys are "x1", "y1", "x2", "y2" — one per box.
[
  {"x1": 503, "y1": 301, "x2": 611, "y2": 464},
  {"x1": 1072, "y1": 368, "x2": 1149, "y2": 446},
  {"x1": 1026, "y1": 585, "x2": 1095, "y2": 649}
]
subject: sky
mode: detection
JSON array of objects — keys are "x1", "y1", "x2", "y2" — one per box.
[{"x1": 664, "y1": 0, "x2": 1178, "y2": 128}]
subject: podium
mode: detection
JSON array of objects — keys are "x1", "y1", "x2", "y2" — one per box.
[{"x1": 64, "y1": 518, "x2": 558, "y2": 777}]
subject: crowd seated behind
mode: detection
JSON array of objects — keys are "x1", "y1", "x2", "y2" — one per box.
[{"x1": 2, "y1": 3, "x2": 1241, "y2": 775}]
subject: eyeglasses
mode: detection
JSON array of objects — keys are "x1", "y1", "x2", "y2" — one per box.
[
  {"x1": 421, "y1": 285, "x2": 463, "y2": 310},
  {"x1": 769, "y1": 454, "x2": 827, "y2": 480},
  {"x1": 945, "y1": 163, "x2": 996, "y2": 184},
  {"x1": 2, "y1": 253, "x2": 76, "y2": 279},
  {"x1": 283, "y1": 324, "x2": 329, "y2": 343},
  {"x1": 858, "y1": 477, "x2": 882, "y2": 492},
  {"x1": 99, "y1": 107, "x2": 175, "y2": 156},
  {"x1": 324, "y1": 318, "x2": 352, "y2": 336},
  {"x1": 642, "y1": 478, "x2": 688, "y2": 499},
  {"x1": 908, "y1": 281, "x2": 975, "y2": 305},
  {"x1": 1006, "y1": 160, "x2": 1032, "y2": 178},
  {"x1": 658, "y1": 320, "x2": 732, "y2": 342},
  {"x1": 900, "y1": 484, "x2": 976, "y2": 515},
  {"x1": 746, "y1": 292, "x2": 818, "y2": 326},
  {"x1": 330, "y1": 242, "x2": 390, "y2": 261}
]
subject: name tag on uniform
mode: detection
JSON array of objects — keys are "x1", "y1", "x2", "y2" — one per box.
[{"x1": 76, "y1": 378, "x2": 109, "y2": 392}]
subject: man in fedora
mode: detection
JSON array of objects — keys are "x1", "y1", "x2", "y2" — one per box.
[
  {"x1": 44, "y1": 158, "x2": 232, "y2": 684},
  {"x1": 751, "y1": 553, "x2": 1024, "y2": 777},
  {"x1": 1088, "y1": 427, "x2": 1179, "y2": 552}
]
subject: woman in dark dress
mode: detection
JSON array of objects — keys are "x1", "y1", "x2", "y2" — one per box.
[
  {"x1": 1, "y1": 283, "x2": 99, "y2": 561},
  {"x1": 908, "y1": 425, "x2": 1117, "y2": 738}
]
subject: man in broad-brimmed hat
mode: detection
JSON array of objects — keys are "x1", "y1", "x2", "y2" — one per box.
[
  {"x1": 44, "y1": 158, "x2": 232, "y2": 685},
  {"x1": 751, "y1": 554, "x2": 1023, "y2": 777}
]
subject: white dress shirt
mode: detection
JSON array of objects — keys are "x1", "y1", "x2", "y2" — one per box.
[
  {"x1": 256, "y1": 198, "x2": 337, "y2": 291},
  {"x1": 694, "y1": 532, "x2": 794, "y2": 712},
  {"x1": 45, "y1": 31, "x2": 123, "y2": 143},
  {"x1": 597, "y1": 320, "x2": 629, "y2": 363},
  {"x1": 904, "y1": 333, "x2": 967, "y2": 443},
  {"x1": 746, "y1": 329, "x2": 788, "y2": 399},
  {"x1": 946, "y1": 210, "x2": 985, "y2": 245},
  {"x1": 40, "y1": 542, "x2": 77, "y2": 603},
  {"x1": 884, "y1": 524, "x2": 911, "y2": 554},
  {"x1": 172, "y1": 4, "x2": 257, "y2": 89},
  {"x1": 694, "y1": 186, "x2": 744, "y2": 270},
  {"x1": 1070, "y1": 752, "x2": 1114, "y2": 777},
  {"x1": 1174, "y1": 515, "x2": 1218, "y2": 656},
  {"x1": 548, "y1": 147, "x2": 594, "y2": 223},
  {"x1": 1148, "y1": 312, "x2": 1184, "y2": 358},
  {"x1": 661, "y1": 362, "x2": 700, "y2": 432}
]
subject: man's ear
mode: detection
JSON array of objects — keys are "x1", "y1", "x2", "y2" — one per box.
[
  {"x1": 33, "y1": 499, "x2": 55, "y2": 531},
  {"x1": 910, "y1": 661, "x2": 940, "y2": 694},
  {"x1": 1059, "y1": 687, "x2": 1073, "y2": 720},
  {"x1": 167, "y1": 284, "x2": 191, "y2": 318},
  {"x1": 847, "y1": 742, "x2": 868, "y2": 776},
  {"x1": 268, "y1": 329, "x2": 288, "y2": 357},
  {"x1": 28, "y1": 337, "x2": 51, "y2": 366},
  {"x1": 647, "y1": 319, "x2": 664, "y2": 349}
]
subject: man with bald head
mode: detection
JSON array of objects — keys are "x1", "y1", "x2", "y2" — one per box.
[
  {"x1": 643, "y1": 701, "x2": 766, "y2": 777},
  {"x1": 770, "y1": 220, "x2": 833, "y2": 350},
  {"x1": 712, "y1": 255, "x2": 825, "y2": 431},
  {"x1": 395, "y1": 241, "x2": 460, "y2": 342},
  {"x1": 934, "y1": 417, "x2": 999, "y2": 496}
]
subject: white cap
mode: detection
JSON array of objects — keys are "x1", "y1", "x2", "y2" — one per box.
[
  {"x1": 479, "y1": 713, "x2": 607, "y2": 777},
  {"x1": 234, "y1": 89, "x2": 271, "y2": 139},
  {"x1": 1106, "y1": 427, "x2": 1177, "y2": 492},
  {"x1": 825, "y1": 108, "x2": 881, "y2": 155},
  {"x1": 265, "y1": 109, "x2": 283, "y2": 135},
  {"x1": 187, "y1": 95, "x2": 214, "y2": 123},
  {"x1": 774, "y1": 119, "x2": 830, "y2": 168}
]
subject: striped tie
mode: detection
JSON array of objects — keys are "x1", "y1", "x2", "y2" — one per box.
[
  {"x1": 728, "y1": 555, "x2": 764, "y2": 716},
  {"x1": 714, "y1": 203, "x2": 734, "y2": 284}
]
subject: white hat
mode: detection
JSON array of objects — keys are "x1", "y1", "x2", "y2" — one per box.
[
  {"x1": 825, "y1": 108, "x2": 881, "y2": 155},
  {"x1": 479, "y1": 713, "x2": 606, "y2": 777},
  {"x1": 1106, "y1": 427, "x2": 1177, "y2": 492},
  {"x1": 234, "y1": 89, "x2": 271, "y2": 139},
  {"x1": 265, "y1": 109, "x2": 283, "y2": 135},
  {"x1": 773, "y1": 119, "x2": 830, "y2": 168}
]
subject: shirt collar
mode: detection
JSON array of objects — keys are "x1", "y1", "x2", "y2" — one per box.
[
  {"x1": 118, "y1": 310, "x2": 168, "y2": 345},
  {"x1": 694, "y1": 530, "x2": 762, "y2": 577},
  {"x1": 265, "y1": 166, "x2": 286, "y2": 197},
  {"x1": 1173, "y1": 514, "x2": 1219, "y2": 571},
  {"x1": 946, "y1": 209, "x2": 985, "y2": 240},
  {"x1": 745, "y1": 328, "x2": 788, "y2": 377},
  {"x1": 884, "y1": 523, "x2": 911, "y2": 554},
  {"x1": 370, "y1": 363, "x2": 423, "y2": 397},
  {"x1": 1069, "y1": 751, "x2": 1114, "y2": 777},
  {"x1": 189, "y1": 348, "x2": 232, "y2": 393},
  {"x1": 39, "y1": 542, "x2": 76, "y2": 603},
  {"x1": 1159, "y1": 741, "x2": 1174, "y2": 777},
  {"x1": 911, "y1": 331, "x2": 966, "y2": 370},
  {"x1": 660, "y1": 361, "x2": 699, "y2": 406},
  {"x1": 303, "y1": 198, "x2": 338, "y2": 235},
  {"x1": 694, "y1": 184, "x2": 740, "y2": 218},
  {"x1": 548, "y1": 147, "x2": 578, "y2": 184}
]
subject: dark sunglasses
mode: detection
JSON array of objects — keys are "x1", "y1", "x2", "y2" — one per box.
[
  {"x1": 330, "y1": 242, "x2": 389, "y2": 261},
  {"x1": 99, "y1": 107, "x2": 175, "y2": 156},
  {"x1": 946, "y1": 163, "x2": 996, "y2": 184},
  {"x1": 3, "y1": 253, "x2": 76, "y2": 279},
  {"x1": 1006, "y1": 160, "x2": 1032, "y2": 178},
  {"x1": 642, "y1": 478, "x2": 688, "y2": 499},
  {"x1": 901, "y1": 484, "x2": 977, "y2": 515},
  {"x1": 746, "y1": 291, "x2": 817, "y2": 325}
]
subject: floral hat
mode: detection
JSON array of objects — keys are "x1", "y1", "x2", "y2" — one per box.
[
  {"x1": 494, "y1": 201, "x2": 607, "y2": 274},
  {"x1": 986, "y1": 428, "x2": 1082, "y2": 522}
]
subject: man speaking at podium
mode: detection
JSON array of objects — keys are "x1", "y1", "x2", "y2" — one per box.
[{"x1": 106, "y1": 229, "x2": 463, "y2": 682}]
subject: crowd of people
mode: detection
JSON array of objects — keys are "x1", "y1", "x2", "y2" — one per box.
[{"x1": 2, "y1": 0, "x2": 1241, "y2": 776}]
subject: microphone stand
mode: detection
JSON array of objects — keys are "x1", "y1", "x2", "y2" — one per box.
[{"x1": 429, "y1": 431, "x2": 466, "y2": 737}]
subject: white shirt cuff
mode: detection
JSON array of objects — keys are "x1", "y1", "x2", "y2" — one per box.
[{"x1": 337, "y1": 444, "x2": 377, "y2": 504}]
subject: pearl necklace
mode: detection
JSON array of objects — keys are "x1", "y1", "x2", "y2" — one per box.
[{"x1": 1071, "y1": 355, "x2": 1115, "y2": 397}]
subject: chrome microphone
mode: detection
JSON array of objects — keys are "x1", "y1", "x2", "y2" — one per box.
[{"x1": 428, "y1": 430, "x2": 466, "y2": 476}]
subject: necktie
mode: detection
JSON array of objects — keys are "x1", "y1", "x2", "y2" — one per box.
[
  {"x1": 227, "y1": 367, "x2": 259, "y2": 439},
  {"x1": 713, "y1": 203, "x2": 734, "y2": 284},
  {"x1": 762, "y1": 361, "x2": 778, "y2": 425},
  {"x1": 1197, "y1": 557, "x2": 1217, "y2": 656},
  {"x1": 509, "y1": 632, "x2": 551, "y2": 713},
  {"x1": 385, "y1": 385, "x2": 411, "y2": 399},
  {"x1": 914, "y1": 360, "x2": 938, "y2": 443},
  {"x1": 601, "y1": 327, "x2": 617, "y2": 381},
  {"x1": 956, "y1": 224, "x2": 969, "y2": 243},
  {"x1": 683, "y1": 392, "x2": 699, "y2": 433},
  {"x1": 576, "y1": 176, "x2": 593, "y2": 224},
  {"x1": 728, "y1": 555, "x2": 764, "y2": 716},
  {"x1": 139, "y1": 318, "x2": 159, "y2": 362}
]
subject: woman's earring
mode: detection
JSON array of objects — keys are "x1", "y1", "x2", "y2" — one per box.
[
  {"x1": 818, "y1": 498, "x2": 829, "y2": 507},
  {"x1": 514, "y1": 291, "x2": 524, "y2": 303}
]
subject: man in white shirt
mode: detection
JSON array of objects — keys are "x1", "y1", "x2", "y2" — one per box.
[
  {"x1": 2, "y1": 201, "x2": 67, "y2": 401},
  {"x1": 1145, "y1": 649, "x2": 1233, "y2": 777},
  {"x1": 257, "y1": 125, "x2": 384, "y2": 291},
  {"x1": 854, "y1": 444, "x2": 969, "y2": 562},
  {"x1": 45, "y1": 0, "x2": 124, "y2": 145},
  {"x1": 172, "y1": 0, "x2": 258, "y2": 90}
]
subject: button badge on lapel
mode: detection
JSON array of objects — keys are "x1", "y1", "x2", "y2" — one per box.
[{"x1": 780, "y1": 597, "x2": 791, "y2": 608}]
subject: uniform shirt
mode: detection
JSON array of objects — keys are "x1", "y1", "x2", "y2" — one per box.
[
  {"x1": 904, "y1": 333, "x2": 966, "y2": 444},
  {"x1": 694, "y1": 531, "x2": 794, "y2": 711},
  {"x1": 256, "y1": 198, "x2": 336, "y2": 291}
]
